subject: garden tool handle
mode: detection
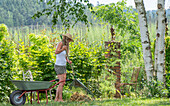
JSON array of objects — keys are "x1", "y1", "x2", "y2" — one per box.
[
  {"x1": 70, "y1": 63, "x2": 75, "y2": 76},
  {"x1": 67, "y1": 54, "x2": 75, "y2": 77}
]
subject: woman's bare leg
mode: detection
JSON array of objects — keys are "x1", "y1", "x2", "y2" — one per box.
[
  {"x1": 58, "y1": 73, "x2": 66, "y2": 102},
  {"x1": 54, "y1": 74, "x2": 62, "y2": 101},
  {"x1": 55, "y1": 73, "x2": 66, "y2": 102}
]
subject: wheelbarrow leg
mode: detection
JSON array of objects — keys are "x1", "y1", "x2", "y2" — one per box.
[
  {"x1": 45, "y1": 90, "x2": 48, "y2": 104},
  {"x1": 18, "y1": 91, "x2": 27, "y2": 99},
  {"x1": 37, "y1": 91, "x2": 40, "y2": 104},
  {"x1": 30, "y1": 91, "x2": 32, "y2": 104}
]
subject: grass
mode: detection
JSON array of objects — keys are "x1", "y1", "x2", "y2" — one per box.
[{"x1": 2, "y1": 98, "x2": 170, "y2": 106}]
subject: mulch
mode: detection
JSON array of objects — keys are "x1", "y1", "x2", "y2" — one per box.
[{"x1": 70, "y1": 92, "x2": 91, "y2": 102}]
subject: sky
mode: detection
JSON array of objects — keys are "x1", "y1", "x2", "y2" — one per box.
[{"x1": 89, "y1": 0, "x2": 170, "y2": 11}]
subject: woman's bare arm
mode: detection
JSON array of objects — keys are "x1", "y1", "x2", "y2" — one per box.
[{"x1": 55, "y1": 42, "x2": 67, "y2": 54}]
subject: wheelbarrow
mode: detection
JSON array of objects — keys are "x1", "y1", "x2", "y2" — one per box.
[
  {"x1": 10, "y1": 78, "x2": 93, "y2": 105},
  {"x1": 10, "y1": 79, "x2": 70, "y2": 105}
]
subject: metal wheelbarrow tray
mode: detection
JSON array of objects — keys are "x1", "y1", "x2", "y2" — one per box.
[
  {"x1": 10, "y1": 79, "x2": 68, "y2": 106},
  {"x1": 11, "y1": 80, "x2": 53, "y2": 90}
]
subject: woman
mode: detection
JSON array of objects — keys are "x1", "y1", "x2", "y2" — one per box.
[{"x1": 54, "y1": 33, "x2": 73, "y2": 102}]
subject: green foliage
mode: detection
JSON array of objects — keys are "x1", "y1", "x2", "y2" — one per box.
[
  {"x1": 165, "y1": 36, "x2": 170, "y2": 72},
  {"x1": 69, "y1": 40, "x2": 104, "y2": 79},
  {"x1": 33, "y1": 0, "x2": 93, "y2": 29},
  {"x1": 28, "y1": 33, "x2": 56, "y2": 81},
  {"x1": 0, "y1": 24, "x2": 16, "y2": 102},
  {"x1": 152, "y1": 36, "x2": 170, "y2": 97},
  {"x1": 92, "y1": 1, "x2": 143, "y2": 83},
  {"x1": 98, "y1": 70, "x2": 116, "y2": 98},
  {"x1": 92, "y1": 0, "x2": 139, "y2": 36},
  {"x1": 68, "y1": 37, "x2": 107, "y2": 97},
  {"x1": 0, "y1": 0, "x2": 52, "y2": 27},
  {"x1": 16, "y1": 33, "x2": 56, "y2": 81},
  {"x1": 165, "y1": 36, "x2": 170, "y2": 97},
  {"x1": 0, "y1": 24, "x2": 8, "y2": 41},
  {"x1": 140, "y1": 79, "x2": 168, "y2": 98}
]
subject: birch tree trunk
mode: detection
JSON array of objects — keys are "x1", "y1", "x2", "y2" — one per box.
[
  {"x1": 155, "y1": 24, "x2": 158, "y2": 77},
  {"x1": 134, "y1": 0, "x2": 153, "y2": 81},
  {"x1": 156, "y1": 0, "x2": 166, "y2": 82},
  {"x1": 155, "y1": 11, "x2": 158, "y2": 77}
]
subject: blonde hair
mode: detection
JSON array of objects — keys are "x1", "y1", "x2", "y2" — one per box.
[{"x1": 62, "y1": 36, "x2": 69, "y2": 54}]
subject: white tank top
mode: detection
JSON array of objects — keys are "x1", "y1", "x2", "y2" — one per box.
[{"x1": 55, "y1": 42, "x2": 67, "y2": 66}]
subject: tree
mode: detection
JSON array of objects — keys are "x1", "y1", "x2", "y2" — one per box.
[
  {"x1": 92, "y1": 1, "x2": 139, "y2": 36},
  {"x1": 32, "y1": 0, "x2": 93, "y2": 29},
  {"x1": 134, "y1": 0, "x2": 167, "y2": 83},
  {"x1": 0, "y1": 0, "x2": 52, "y2": 27},
  {"x1": 134, "y1": 0, "x2": 154, "y2": 81},
  {"x1": 0, "y1": 24, "x2": 16, "y2": 102},
  {"x1": 156, "y1": 0, "x2": 166, "y2": 82}
]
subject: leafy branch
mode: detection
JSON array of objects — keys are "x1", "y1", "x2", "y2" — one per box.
[{"x1": 32, "y1": 0, "x2": 93, "y2": 30}]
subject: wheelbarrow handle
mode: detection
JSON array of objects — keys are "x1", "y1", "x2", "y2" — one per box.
[
  {"x1": 50, "y1": 79, "x2": 72, "y2": 82},
  {"x1": 55, "y1": 79, "x2": 71, "y2": 81}
]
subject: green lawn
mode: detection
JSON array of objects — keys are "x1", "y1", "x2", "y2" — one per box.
[{"x1": 2, "y1": 98, "x2": 170, "y2": 106}]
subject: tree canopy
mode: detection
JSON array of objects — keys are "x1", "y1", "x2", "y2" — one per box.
[
  {"x1": 32, "y1": 0, "x2": 93, "y2": 29},
  {"x1": 92, "y1": 0, "x2": 139, "y2": 36},
  {"x1": 0, "y1": 0, "x2": 52, "y2": 27}
]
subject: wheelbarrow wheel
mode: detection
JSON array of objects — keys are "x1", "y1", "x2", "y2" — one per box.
[{"x1": 10, "y1": 90, "x2": 26, "y2": 105}]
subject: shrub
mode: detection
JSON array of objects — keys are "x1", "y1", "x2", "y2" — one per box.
[
  {"x1": 0, "y1": 24, "x2": 16, "y2": 102},
  {"x1": 16, "y1": 33, "x2": 56, "y2": 81},
  {"x1": 141, "y1": 79, "x2": 168, "y2": 98},
  {"x1": 68, "y1": 38, "x2": 107, "y2": 97},
  {"x1": 0, "y1": 24, "x2": 8, "y2": 41},
  {"x1": 165, "y1": 36, "x2": 170, "y2": 97}
]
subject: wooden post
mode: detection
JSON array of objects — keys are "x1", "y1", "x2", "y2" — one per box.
[
  {"x1": 105, "y1": 41, "x2": 121, "y2": 98},
  {"x1": 105, "y1": 26, "x2": 121, "y2": 98}
]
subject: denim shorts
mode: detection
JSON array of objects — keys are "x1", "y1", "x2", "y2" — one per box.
[{"x1": 54, "y1": 64, "x2": 66, "y2": 75}]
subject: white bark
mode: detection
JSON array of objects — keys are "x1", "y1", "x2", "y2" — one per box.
[
  {"x1": 154, "y1": 24, "x2": 158, "y2": 76},
  {"x1": 154, "y1": 37, "x2": 158, "y2": 76},
  {"x1": 156, "y1": 0, "x2": 166, "y2": 82},
  {"x1": 154, "y1": 12, "x2": 159, "y2": 77},
  {"x1": 134, "y1": 0, "x2": 153, "y2": 81}
]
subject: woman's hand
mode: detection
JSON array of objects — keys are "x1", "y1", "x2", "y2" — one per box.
[
  {"x1": 62, "y1": 45, "x2": 67, "y2": 50},
  {"x1": 67, "y1": 60, "x2": 72, "y2": 64}
]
